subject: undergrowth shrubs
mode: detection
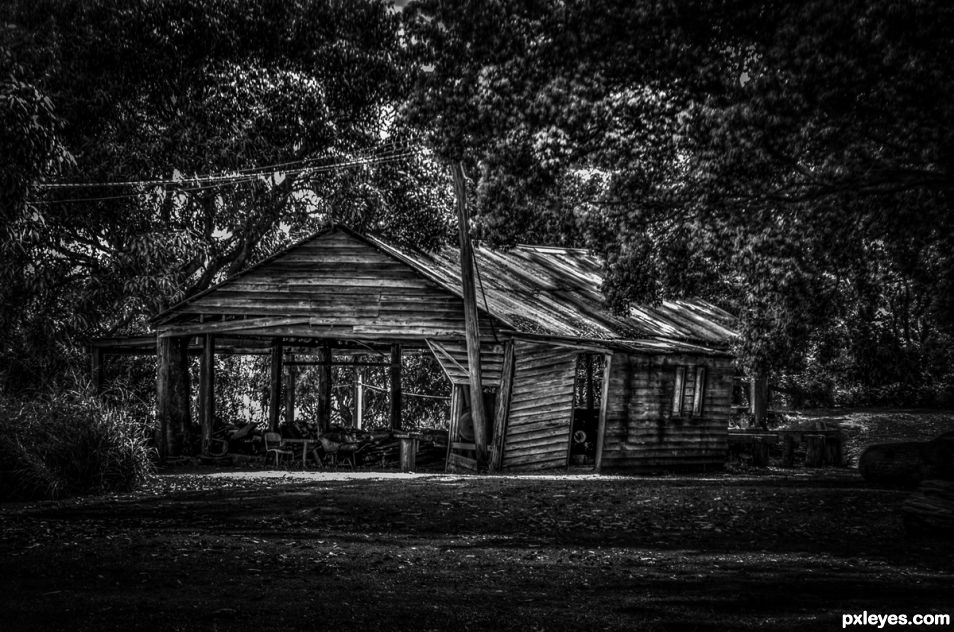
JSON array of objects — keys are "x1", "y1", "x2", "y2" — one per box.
[{"x1": 0, "y1": 386, "x2": 155, "y2": 501}]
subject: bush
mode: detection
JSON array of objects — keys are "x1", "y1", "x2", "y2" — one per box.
[{"x1": 0, "y1": 385, "x2": 156, "y2": 501}]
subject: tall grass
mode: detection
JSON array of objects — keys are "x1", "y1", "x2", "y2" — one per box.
[{"x1": 0, "y1": 384, "x2": 156, "y2": 501}]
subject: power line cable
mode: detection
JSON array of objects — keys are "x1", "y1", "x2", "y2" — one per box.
[
  {"x1": 30, "y1": 148, "x2": 426, "y2": 205},
  {"x1": 35, "y1": 141, "x2": 420, "y2": 191}
]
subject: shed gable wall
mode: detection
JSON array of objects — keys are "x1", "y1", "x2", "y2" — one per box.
[{"x1": 160, "y1": 229, "x2": 497, "y2": 340}]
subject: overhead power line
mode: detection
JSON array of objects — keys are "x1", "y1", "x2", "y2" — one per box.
[
  {"x1": 30, "y1": 146, "x2": 428, "y2": 205},
  {"x1": 35, "y1": 142, "x2": 420, "y2": 190}
]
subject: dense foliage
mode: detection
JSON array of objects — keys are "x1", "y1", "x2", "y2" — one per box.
[
  {"x1": 405, "y1": 0, "x2": 954, "y2": 404},
  {"x1": 0, "y1": 0, "x2": 453, "y2": 390},
  {"x1": 3, "y1": 0, "x2": 952, "y2": 410},
  {"x1": 0, "y1": 384, "x2": 155, "y2": 500}
]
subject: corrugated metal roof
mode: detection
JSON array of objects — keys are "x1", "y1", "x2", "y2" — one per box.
[{"x1": 369, "y1": 235, "x2": 737, "y2": 347}]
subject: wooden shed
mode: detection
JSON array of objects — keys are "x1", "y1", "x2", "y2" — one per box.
[{"x1": 146, "y1": 224, "x2": 737, "y2": 473}]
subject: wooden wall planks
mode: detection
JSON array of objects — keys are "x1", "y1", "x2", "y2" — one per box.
[
  {"x1": 501, "y1": 341, "x2": 578, "y2": 472},
  {"x1": 599, "y1": 352, "x2": 734, "y2": 472},
  {"x1": 157, "y1": 228, "x2": 500, "y2": 340}
]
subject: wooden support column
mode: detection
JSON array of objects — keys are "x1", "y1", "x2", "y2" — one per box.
[
  {"x1": 390, "y1": 343, "x2": 402, "y2": 431},
  {"x1": 317, "y1": 343, "x2": 332, "y2": 433},
  {"x1": 585, "y1": 354, "x2": 595, "y2": 412},
  {"x1": 489, "y1": 340, "x2": 515, "y2": 472},
  {"x1": 90, "y1": 346, "x2": 104, "y2": 393},
  {"x1": 269, "y1": 337, "x2": 283, "y2": 432},
  {"x1": 157, "y1": 336, "x2": 191, "y2": 459},
  {"x1": 355, "y1": 357, "x2": 364, "y2": 431},
  {"x1": 451, "y1": 161, "x2": 488, "y2": 466},
  {"x1": 750, "y1": 372, "x2": 768, "y2": 429},
  {"x1": 286, "y1": 354, "x2": 296, "y2": 427},
  {"x1": 198, "y1": 334, "x2": 215, "y2": 457}
]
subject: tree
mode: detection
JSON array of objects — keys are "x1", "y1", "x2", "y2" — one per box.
[
  {"x1": 1, "y1": 0, "x2": 454, "y2": 389},
  {"x1": 405, "y1": 0, "x2": 954, "y2": 402}
]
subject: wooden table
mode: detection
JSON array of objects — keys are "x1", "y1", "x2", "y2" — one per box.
[{"x1": 281, "y1": 438, "x2": 318, "y2": 467}]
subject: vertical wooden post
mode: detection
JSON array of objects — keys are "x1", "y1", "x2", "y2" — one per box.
[
  {"x1": 318, "y1": 343, "x2": 332, "y2": 433},
  {"x1": 451, "y1": 161, "x2": 488, "y2": 466},
  {"x1": 199, "y1": 334, "x2": 215, "y2": 457},
  {"x1": 156, "y1": 337, "x2": 170, "y2": 463},
  {"x1": 399, "y1": 436, "x2": 419, "y2": 473},
  {"x1": 390, "y1": 343, "x2": 402, "y2": 431},
  {"x1": 594, "y1": 352, "x2": 614, "y2": 472},
  {"x1": 490, "y1": 340, "x2": 515, "y2": 472},
  {"x1": 269, "y1": 337, "x2": 283, "y2": 432},
  {"x1": 286, "y1": 354, "x2": 296, "y2": 428},
  {"x1": 750, "y1": 372, "x2": 768, "y2": 428},
  {"x1": 91, "y1": 346, "x2": 104, "y2": 393},
  {"x1": 585, "y1": 354, "x2": 594, "y2": 412},
  {"x1": 157, "y1": 336, "x2": 191, "y2": 459},
  {"x1": 355, "y1": 357, "x2": 364, "y2": 431}
]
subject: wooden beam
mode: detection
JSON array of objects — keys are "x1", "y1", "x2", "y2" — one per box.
[
  {"x1": 199, "y1": 334, "x2": 215, "y2": 456},
  {"x1": 269, "y1": 337, "x2": 283, "y2": 432},
  {"x1": 284, "y1": 360, "x2": 388, "y2": 367},
  {"x1": 318, "y1": 343, "x2": 332, "y2": 432},
  {"x1": 390, "y1": 343, "x2": 402, "y2": 431},
  {"x1": 157, "y1": 317, "x2": 310, "y2": 338},
  {"x1": 489, "y1": 340, "x2": 515, "y2": 472},
  {"x1": 286, "y1": 354, "x2": 296, "y2": 427},
  {"x1": 451, "y1": 161, "x2": 488, "y2": 466}
]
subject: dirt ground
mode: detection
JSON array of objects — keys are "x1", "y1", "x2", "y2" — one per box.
[{"x1": 2, "y1": 410, "x2": 953, "y2": 632}]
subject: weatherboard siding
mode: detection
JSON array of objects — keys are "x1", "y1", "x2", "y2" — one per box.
[
  {"x1": 501, "y1": 342, "x2": 578, "y2": 472},
  {"x1": 599, "y1": 352, "x2": 733, "y2": 472},
  {"x1": 156, "y1": 229, "x2": 498, "y2": 340}
]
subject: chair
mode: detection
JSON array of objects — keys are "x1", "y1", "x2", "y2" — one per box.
[
  {"x1": 264, "y1": 431, "x2": 294, "y2": 467},
  {"x1": 319, "y1": 435, "x2": 364, "y2": 469}
]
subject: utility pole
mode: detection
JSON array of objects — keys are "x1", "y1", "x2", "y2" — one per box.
[{"x1": 451, "y1": 161, "x2": 488, "y2": 466}]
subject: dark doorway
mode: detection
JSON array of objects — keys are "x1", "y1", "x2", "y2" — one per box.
[{"x1": 569, "y1": 353, "x2": 605, "y2": 466}]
